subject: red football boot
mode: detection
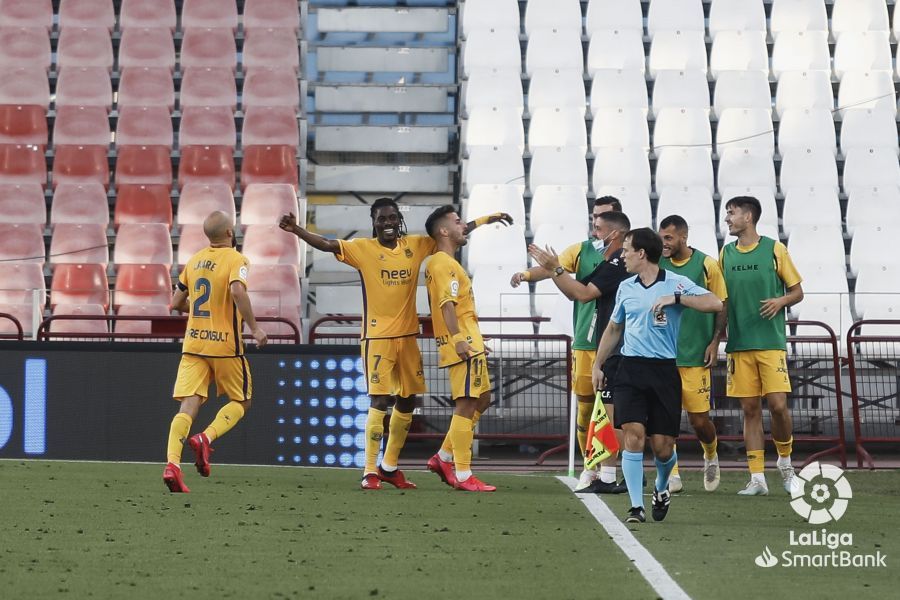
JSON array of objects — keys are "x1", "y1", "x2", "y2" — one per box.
[
  {"x1": 426, "y1": 453, "x2": 457, "y2": 487},
  {"x1": 163, "y1": 463, "x2": 190, "y2": 493},
  {"x1": 377, "y1": 465, "x2": 418, "y2": 489},
  {"x1": 454, "y1": 474, "x2": 496, "y2": 492},
  {"x1": 361, "y1": 473, "x2": 382, "y2": 490},
  {"x1": 188, "y1": 432, "x2": 213, "y2": 477}
]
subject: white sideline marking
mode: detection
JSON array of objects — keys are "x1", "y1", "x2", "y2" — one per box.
[{"x1": 558, "y1": 476, "x2": 692, "y2": 600}]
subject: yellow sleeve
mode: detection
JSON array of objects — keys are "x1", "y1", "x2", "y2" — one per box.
[
  {"x1": 774, "y1": 242, "x2": 803, "y2": 288},
  {"x1": 558, "y1": 242, "x2": 582, "y2": 273},
  {"x1": 177, "y1": 268, "x2": 188, "y2": 290},
  {"x1": 336, "y1": 238, "x2": 366, "y2": 268},
  {"x1": 229, "y1": 254, "x2": 250, "y2": 287},
  {"x1": 411, "y1": 234, "x2": 437, "y2": 256},
  {"x1": 703, "y1": 256, "x2": 728, "y2": 300},
  {"x1": 428, "y1": 255, "x2": 459, "y2": 308}
]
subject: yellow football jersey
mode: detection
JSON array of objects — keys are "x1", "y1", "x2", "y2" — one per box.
[
  {"x1": 424, "y1": 251, "x2": 485, "y2": 368},
  {"x1": 178, "y1": 247, "x2": 250, "y2": 357},
  {"x1": 337, "y1": 234, "x2": 436, "y2": 339}
]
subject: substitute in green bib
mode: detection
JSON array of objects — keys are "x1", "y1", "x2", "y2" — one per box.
[{"x1": 721, "y1": 197, "x2": 804, "y2": 497}]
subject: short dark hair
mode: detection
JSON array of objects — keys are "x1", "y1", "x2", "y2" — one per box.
[
  {"x1": 599, "y1": 210, "x2": 630, "y2": 232},
  {"x1": 425, "y1": 205, "x2": 458, "y2": 238},
  {"x1": 594, "y1": 196, "x2": 622, "y2": 211},
  {"x1": 659, "y1": 214, "x2": 688, "y2": 232},
  {"x1": 724, "y1": 196, "x2": 762, "y2": 224},
  {"x1": 625, "y1": 227, "x2": 663, "y2": 264},
  {"x1": 370, "y1": 197, "x2": 408, "y2": 237}
]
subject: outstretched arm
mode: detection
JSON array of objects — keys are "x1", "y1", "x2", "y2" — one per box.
[
  {"x1": 465, "y1": 212, "x2": 513, "y2": 234},
  {"x1": 527, "y1": 244, "x2": 599, "y2": 302},
  {"x1": 279, "y1": 212, "x2": 340, "y2": 254}
]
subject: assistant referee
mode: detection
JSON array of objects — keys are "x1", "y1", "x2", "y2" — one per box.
[{"x1": 591, "y1": 228, "x2": 723, "y2": 523}]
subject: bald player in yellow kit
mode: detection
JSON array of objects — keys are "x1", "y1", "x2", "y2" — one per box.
[{"x1": 163, "y1": 211, "x2": 268, "y2": 493}]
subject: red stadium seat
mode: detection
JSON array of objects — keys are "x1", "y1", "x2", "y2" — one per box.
[
  {"x1": 242, "y1": 28, "x2": 300, "y2": 73},
  {"x1": 178, "y1": 145, "x2": 235, "y2": 190},
  {"x1": 114, "y1": 263, "x2": 172, "y2": 308},
  {"x1": 241, "y1": 224, "x2": 301, "y2": 265},
  {"x1": 0, "y1": 105, "x2": 48, "y2": 146},
  {"x1": 0, "y1": 0, "x2": 53, "y2": 31},
  {"x1": 115, "y1": 106, "x2": 173, "y2": 148},
  {"x1": 176, "y1": 224, "x2": 209, "y2": 267},
  {"x1": 177, "y1": 183, "x2": 235, "y2": 226},
  {"x1": 113, "y1": 222, "x2": 173, "y2": 268},
  {"x1": 0, "y1": 303, "x2": 39, "y2": 336},
  {"x1": 114, "y1": 303, "x2": 171, "y2": 335},
  {"x1": 180, "y1": 28, "x2": 237, "y2": 72},
  {"x1": 181, "y1": 0, "x2": 238, "y2": 32},
  {"x1": 0, "y1": 144, "x2": 46, "y2": 186},
  {"x1": 240, "y1": 145, "x2": 298, "y2": 190},
  {"x1": 55, "y1": 67, "x2": 112, "y2": 110},
  {"x1": 117, "y1": 67, "x2": 175, "y2": 111},
  {"x1": 50, "y1": 263, "x2": 110, "y2": 309},
  {"x1": 114, "y1": 184, "x2": 173, "y2": 230},
  {"x1": 0, "y1": 27, "x2": 51, "y2": 72},
  {"x1": 118, "y1": 27, "x2": 176, "y2": 71},
  {"x1": 242, "y1": 106, "x2": 299, "y2": 147},
  {"x1": 242, "y1": 67, "x2": 300, "y2": 111},
  {"x1": 57, "y1": 27, "x2": 113, "y2": 71},
  {"x1": 0, "y1": 223, "x2": 43, "y2": 264},
  {"x1": 240, "y1": 183, "x2": 299, "y2": 226},
  {"x1": 250, "y1": 303, "x2": 302, "y2": 340},
  {"x1": 49, "y1": 223, "x2": 109, "y2": 266},
  {"x1": 51, "y1": 145, "x2": 110, "y2": 189},
  {"x1": 115, "y1": 145, "x2": 173, "y2": 186},
  {"x1": 49, "y1": 303, "x2": 109, "y2": 336},
  {"x1": 180, "y1": 68, "x2": 237, "y2": 110},
  {"x1": 247, "y1": 263, "x2": 302, "y2": 307},
  {"x1": 0, "y1": 182, "x2": 45, "y2": 224},
  {"x1": 0, "y1": 67, "x2": 50, "y2": 109},
  {"x1": 244, "y1": 0, "x2": 300, "y2": 33},
  {"x1": 0, "y1": 262, "x2": 46, "y2": 305},
  {"x1": 59, "y1": 0, "x2": 115, "y2": 32},
  {"x1": 50, "y1": 182, "x2": 109, "y2": 227},
  {"x1": 179, "y1": 105, "x2": 236, "y2": 148},
  {"x1": 120, "y1": 0, "x2": 177, "y2": 31},
  {"x1": 52, "y1": 105, "x2": 110, "y2": 146}
]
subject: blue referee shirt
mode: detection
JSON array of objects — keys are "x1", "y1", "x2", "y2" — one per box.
[{"x1": 611, "y1": 268, "x2": 711, "y2": 359}]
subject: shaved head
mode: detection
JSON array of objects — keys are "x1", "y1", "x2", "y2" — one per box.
[{"x1": 203, "y1": 210, "x2": 233, "y2": 243}]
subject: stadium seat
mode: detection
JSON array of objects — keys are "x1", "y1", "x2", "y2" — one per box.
[
  {"x1": 708, "y1": 0, "x2": 766, "y2": 37},
  {"x1": 242, "y1": 106, "x2": 299, "y2": 147},
  {"x1": 533, "y1": 277, "x2": 566, "y2": 319},
  {"x1": 49, "y1": 303, "x2": 109, "y2": 336},
  {"x1": 180, "y1": 68, "x2": 237, "y2": 110},
  {"x1": 684, "y1": 224, "x2": 720, "y2": 259},
  {"x1": 0, "y1": 302, "x2": 39, "y2": 336},
  {"x1": 531, "y1": 223, "x2": 586, "y2": 267},
  {"x1": 180, "y1": 28, "x2": 238, "y2": 72},
  {"x1": 118, "y1": 27, "x2": 176, "y2": 72},
  {"x1": 647, "y1": 0, "x2": 704, "y2": 36},
  {"x1": 855, "y1": 266, "x2": 900, "y2": 324},
  {"x1": 585, "y1": 0, "x2": 643, "y2": 36},
  {"x1": 242, "y1": 28, "x2": 300, "y2": 73},
  {"x1": 0, "y1": 105, "x2": 48, "y2": 146},
  {"x1": 178, "y1": 144, "x2": 235, "y2": 190},
  {"x1": 525, "y1": 29, "x2": 584, "y2": 76},
  {"x1": 50, "y1": 183, "x2": 108, "y2": 227},
  {"x1": 55, "y1": 67, "x2": 112, "y2": 110},
  {"x1": 461, "y1": 145, "x2": 524, "y2": 193},
  {"x1": 240, "y1": 183, "x2": 300, "y2": 226},
  {"x1": 181, "y1": 0, "x2": 238, "y2": 32},
  {"x1": 176, "y1": 183, "x2": 236, "y2": 226},
  {"x1": 114, "y1": 303, "x2": 172, "y2": 336},
  {"x1": 57, "y1": 27, "x2": 113, "y2": 71},
  {"x1": 0, "y1": 222, "x2": 43, "y2": 263},
  {"x1": 114, "y1": 264, "x2": 173, "y2": 309},
  {"x1": 837, "y1": 71, "x2": 897, "y2": 117},
  {"x1": 527, "y1": 108, "x2": 587, "y2": 151},
  {"x1": 471, "y1": 265, "x2": 531, "y2": 323},
  {"x1": 845, "y1": 187, "x2": 900, "y2": 236},
  {"x1": 713, "y1": 70, "x2": 774, "y2": 118},
  {"x1": 779, "y1": 149, "x2": 839, "y2": 195},
  {"x1": 241, "y1": 225, "x2": 302, "y2": 266},
  {"x1": 656, "y1": 187, "x2": 716, "y2": 230},
  {"x1": 839, "y1": 109, "x2": 898, "y2": 156},
  {"x1": 313, "y1": 284, "x2": 363, "y2": 316},
  {"x1": 51, "y1": 145, "x2": 110, "y2": 189},
  {"x1": 466, "y1": 223, "x2": 527, "y2": 273},
  {"x1": 179, "y1": 106, "x2": 236, "y2": 148},
  {"x1": 462, "y1": 107, "x2": 525, "y2": 151},
  {"x1": 850, "y1": 225, "x2": 892, "y2": 278},
  {"x1": 652, "y1": 108, "x2": 711, "y2": 150},
  {"x1": 0, "y1": 182, "x2": 44, "y2": 224},
  {"x1": 590, "y1": 108, "x2": 650, "y2": 151},
  {"x1": 774, "y1": 70, "x2": 834, "y2": 117},
  {"x1": 589, "y1": 70, "x2": 648, "y2": 115},
  {"x1": 242, "y1": 67, "x2": 301, "y2": 111},
  {"x1": 246, "y1": 264, "x2": 302, "y2": 313},
  {"x1": 651, "y1": 70, "x2": 710, "y2": 117},
  {"x1": 120, "y1": 0, "x2": 177, "y2": 31},
  {"x1": 715, "y1": 108, "x2": 774, "y2": 157},
  {"x1": 243, "y1": 0, "x2": 300, "y2": 33},
  {"x1": 460, "y1": 0, "x2": 520, "y2": 37},
  {"x1": 709, "y1": 31, "x2": 768, "y2": 79},
  {"x1": 52, "y1": 105, "x2": 110, "y2": 147},
  {"x1": 586, "y1": 30, "x2": 646, "y2": 74},
  {"x1": 717, "y1": 150, "x2": 778, "y2": 194},
  {"x1": 523, "y1": 0, "x2": 582, "y2": 37},
  {"x1": 0, "y1": 67, "x2": 49, "y2": 109},
  {"x1": 529, "y1": 146, "x2": 588, "y2": 189},
  {"x1": 176, "y1": 224, "x2": 209, "y2": 267},
  {"x1": 769, "y1": 0, "x2": 828, "y2": 37},
  {"x1": 0, "y1": 0, "x2": 52, "y2": 31},
  {"x1": 115, "y1": 145, "x2": 173, "y2": 186},
  {"x1": 115, "y1": 106, "x2": 173, "y2": 149},
  {"x1": 787, "y1": 225, "x2": 845, "y2": 272},
  {"x1": 0, "y1": 26, "x2": 51, "y2": 72},
  {"x1": 463, "y1": 69, "x2": 523, "y2": 116},
  {"x1": 59, "y1": 0, "x2": 115, "y2": 31},
  {"x1": 592, "y1": 147, "x2": 651, "y2": 193},
  {"x1": 594, "y1": 185, "x2": 653, "y2": 228},
  {"x1": 462, "y1": 29, "x2": 522, "y2": 77},
  {"x1": 842, "y1": 148, "x2": 900, "y2": 193},
  {"x1": 113, "y1": 223, "x2": 173, "y2": 268},
  {"x1": 0, "y1": 143, "x2": 46, "y2": 186},
  {"x1": 655, "y1": 148, "x2": 713, "y2": 194},
  {"x1": 463, "y1": 184, "x2": 526, "y2": 226},
  {"x1": 50, "y1": 263, "x2": 110, "y2": 309},
  {"x1": 648, "y1": 31, "x2": 708, "y2": 76},
  {"x1": 529, "y1": 185, "x2": 588, "y2": 232},
  {"x1": 0, "y1": 262, "x2": 45, "y2": 306},
  {"x1": 49, "y1": 223, "x2": 108, "y2": 266},
  {"x1": 527, "y1": 70, "x2": 586, "y2": 114},
  {"x1": 117, "y1": 67, "x2": 174, "y2": 111},
  {"x1": 777, "y1": 109, "x2": 837, "y2": 157},
  {"x1": 251, "y1": 302, "x2": 302, "y2": 340},
  {"x1": 241, "y1": 144, "x2": 298, "y2": 190},
  {"x1": 833, "y1": 31, "x2": 892, "y2": 80},
  {"x1": 781, "y1": 187, "x2": 842, "y2": 237},
  {"x1": 114, "y1": 184, "x2": 173, "y2": 230},
  {"x1": 718, "y1": 186, "x2": 778, "y2": 235},
  {"x1": 771, "y1": 31, "x2": 830, "y2": 78},
  {"x1": 831, "y1": 0, "x2": 889, "y2": 37}
]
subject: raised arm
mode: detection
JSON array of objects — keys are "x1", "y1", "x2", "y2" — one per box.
[
  {"x1": 527, "y1": 244, "x2": 599, "y2": 301},
  {"x1": 279, "y1": 212, "x2": 340, "y2": 254},
  {"x1": 510, "y1": 265, "x2": 552, "y2": 288},
  {"x1": 464, "y1": 212, "x2": 513, "y2": 235},
  {"x1": 231, "y1": 281, "x2": 268, "y2": 348}
]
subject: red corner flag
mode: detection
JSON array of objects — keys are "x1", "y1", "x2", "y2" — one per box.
[{"x1": 585, "y1": 390, "x2": 619, "y2": 470}]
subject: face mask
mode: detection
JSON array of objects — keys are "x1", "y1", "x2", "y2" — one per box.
[{"x1": 592, "y1": 233, "x2": 612, "y2": 253}]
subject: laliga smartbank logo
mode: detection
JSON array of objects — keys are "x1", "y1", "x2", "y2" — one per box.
[{"x1": 754, "y1": 462, "x2": 887, "y2": 569}]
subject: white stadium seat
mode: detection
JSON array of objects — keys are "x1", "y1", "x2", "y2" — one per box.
[
  {"x1": 708, "y1": 0, "x2": 766, "y2": 38},
  {"x1": 647, "y1": 0, "x2": 704, "y2": 37},
  {"x1": 831, "y1": 0, "x2": 889, "y2": 37},
  {"x1": 781, "y1": 187, "x2": 842, "y2": 237},
  {"x1": 788, "y1": 225, "x2": 846, "y2": 273},
  {"x1": 837, "y1": 71, "x2": 896, "y2": 117},
  {"x1": 466, "y1": 223, "x2": 527, "y2": 274},
  {"x1": 472, "y1": 265, "x2": 532, "y2": 318},
  {"x1": 842, "y1": 148, "x2": 900, "y2": 194},
  {"x1": 713, "y1": 70, "x2": 772, "y2": 118},
  {"x1": 463, "y1": 184, "x2": 526, "y2": 227},
  {"x1": 462, "y1": 145, "x2": 524, "y2": 192},
  {"x1": 840, "y1": 109, "x2": 899, "y2": 156},
  {"x1": 652, "y1": 107, "x2": 711, "y2": 149},
  {"x1": 530, "y1": 185, "x2": 588, "y2": 232},
  {"x1": 655, "y1": 148, "x2": 713, "y2": 194},
  {"x1": 855, "y1": 263, "x2": 900, "y2": 320},
  {"x1": 771, "y1": 31, "x2": 830, "y2": 78},
  {"x1": 531, "y1": 223, "x2": 587, "y2": 267},
  {"x1": 462, "y1": 106, "x2": 525, "y2": 151},
  {"x1": 833, "y1": 31, "x2": 892, "y2": 80},
  {"x1": 523, "y1": 0, "x2": 582, "y2": 37},
  {"x1": 526, "y1": 29, "x2": 584, "y2": 76},
  {"x1": 592, "y1": 147, "x2": 651, "y2": 193},
  {"x1": 589, "y1": 70, "x2": 648, "y2": 115},
  {"x1": 716, "y1": 108, "x2": 775, "y2": 157},
  {"x1": 587, "y1": 30, "x2": 646, "y2": 74},
  {"x1": 462, "y1": 69, "x2": 523, "y2": 116},
  {"x1": 709, "y1": 31, "x2": 768, "y2": 79},
  {"x1": 777, "y1": 108, "x2": 837, "y2": 157},
  {"x1": 591, "y1": 108, "x2": 650, "y2": 151},
  {"x1": 775, "y1": 70, "x2": 834, "y2": 117},
  {"x1": 594, "y1": 185, "x2": 653, "y2": 229},
  {"x1": 717, "y1": 149, "x2": 777, "y2": 193},
  {"x1": 769, "y1": 0, "x2": 828, "y2": 37},
  {"x1": 527, "y1": 69, "x2": 586, "y2": 113},
  {"x1": 585, "y1": 0, "x2": 643, "y2": 36},
  {"x1": 462, "y1": 29, "x2": 522, "y2": 77},
  {"x1": 845, "y1": 187, "x2": 900, "y2": 236},
  {"x1": 529, "y1": 146, "x2": 588, "y2": 189},
  {"x1": 651, "y1": 69, "x2": 710, "y2": 117},
  {"x1": 684, "y1": 224, "x2": 720, "y2": 259},
  {"x1": 656, "y1": 187, "x2": 716, "y2": 230},
  {"x1": 779, "y1": 148, "x2": 839, "y2": 195},
  {"x1": 461, "y1": 0, "x2": 520, "y2": 37},
  {"x1": 527, "y1": 107, "x2": 587, "y2": 151},
  {"x1": 850, "y1": 225, "x2": 892, "y2": 278},
  {"x1": 648, "y1": 31, "x2": 708, "y2": 77}
]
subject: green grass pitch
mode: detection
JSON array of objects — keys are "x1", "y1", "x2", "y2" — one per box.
[{"x1": 1, "y1": 461, "x2": 897, "y2": 599}]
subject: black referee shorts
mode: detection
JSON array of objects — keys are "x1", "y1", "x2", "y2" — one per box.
[
  {"x1": 612, "y1": 356, "x2": 682, "y2": 437},
  {"x1": 599, "y1": 354, "x2": 621, "y2": 405}
]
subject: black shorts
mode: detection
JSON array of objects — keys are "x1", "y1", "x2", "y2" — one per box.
[
  {"x1": 599, "y1": 355, "x2": 621, "y2": 405},
  {"x1": 612, "y1": 356, "x2": 682, "y2": 437}
]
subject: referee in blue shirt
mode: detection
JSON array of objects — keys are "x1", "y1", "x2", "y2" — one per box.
[{"x1": 592, "y1": 228, "x2": 723, "y2": 523}]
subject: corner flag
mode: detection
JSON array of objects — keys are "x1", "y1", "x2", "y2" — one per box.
[{"x1": 584, "y1": 390, "x2": 619, "y2": 469}]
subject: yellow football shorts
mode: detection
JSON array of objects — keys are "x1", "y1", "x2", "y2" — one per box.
[
  {"x1": 173, "y1": 354, "x2": 252, "y2": 402},
  {"x1": 678, "y1": 366, "x2": 712, "y2": 413},
  {"x1": 361, "y1": 335, "x2": 426, "y2": 397},
  {"x1": 447, "y1": 354, "x2": 491, "y2": 400},
  {"x1": 572, "y1": 349, "x2": 596, "y2": 397},
  {"x1": 726, "y1": 350, "x2": 792, "y2": 398}
]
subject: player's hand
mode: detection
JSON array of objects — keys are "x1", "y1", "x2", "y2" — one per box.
[
  {"x1": 510, "y1": 271, "x2": 526, "y2": 288},
  {"x1": 278, "y1": 212, "x2": 298, "y2": 233},
  {"x1": 455, "y1": 339, "x2": 476, "y2": 362},
  {"x1": 488, "y1": 212, "x2": 514, "y2": 226},
  {"x1": 759, "y1": 297, "x2": 785, "y2": 320},
  {"x1": 483, "y1": 341, "x2": 492, "y2": 356},
  {"x1": 527, "y1": 244, "x2": 560, "y2": 271},
  {"x1": 251, "y1": 327, "x2": 268, "y2": 348},
  {"x1": 592, "y1": 364, "x2": 606, "y2": 392},
  {"x1": 650, "y1": 295, "x2": 676, "y2": 314},
  {"x1": 703, "y1": 340, "x2": 720, "y2": 368}
]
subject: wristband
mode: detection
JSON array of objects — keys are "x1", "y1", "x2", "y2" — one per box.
[
  {"x1": 521, "y1": 270, "x2": 531, "y2": 282},
  {"x1": 674, "y1": 292, "x2": 681, "y2": 305},
  {"x1": 474, "y1": 212, "x2": 500, "y2": 227},
  {"x1": 451, "y1": 332, "x2": 467, "y2": 346}
]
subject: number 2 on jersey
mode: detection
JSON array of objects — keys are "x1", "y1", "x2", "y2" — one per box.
[{"x1": 193, "y1": 277, "x2": 212, "y2": 318}]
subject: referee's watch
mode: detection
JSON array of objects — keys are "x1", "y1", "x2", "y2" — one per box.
[
  {"x1": 553, "y1": 266, "x2": 565, "y2": 277},
  {"x1": 674, "y1": 292, "x2": 682, "y2": 305}
]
